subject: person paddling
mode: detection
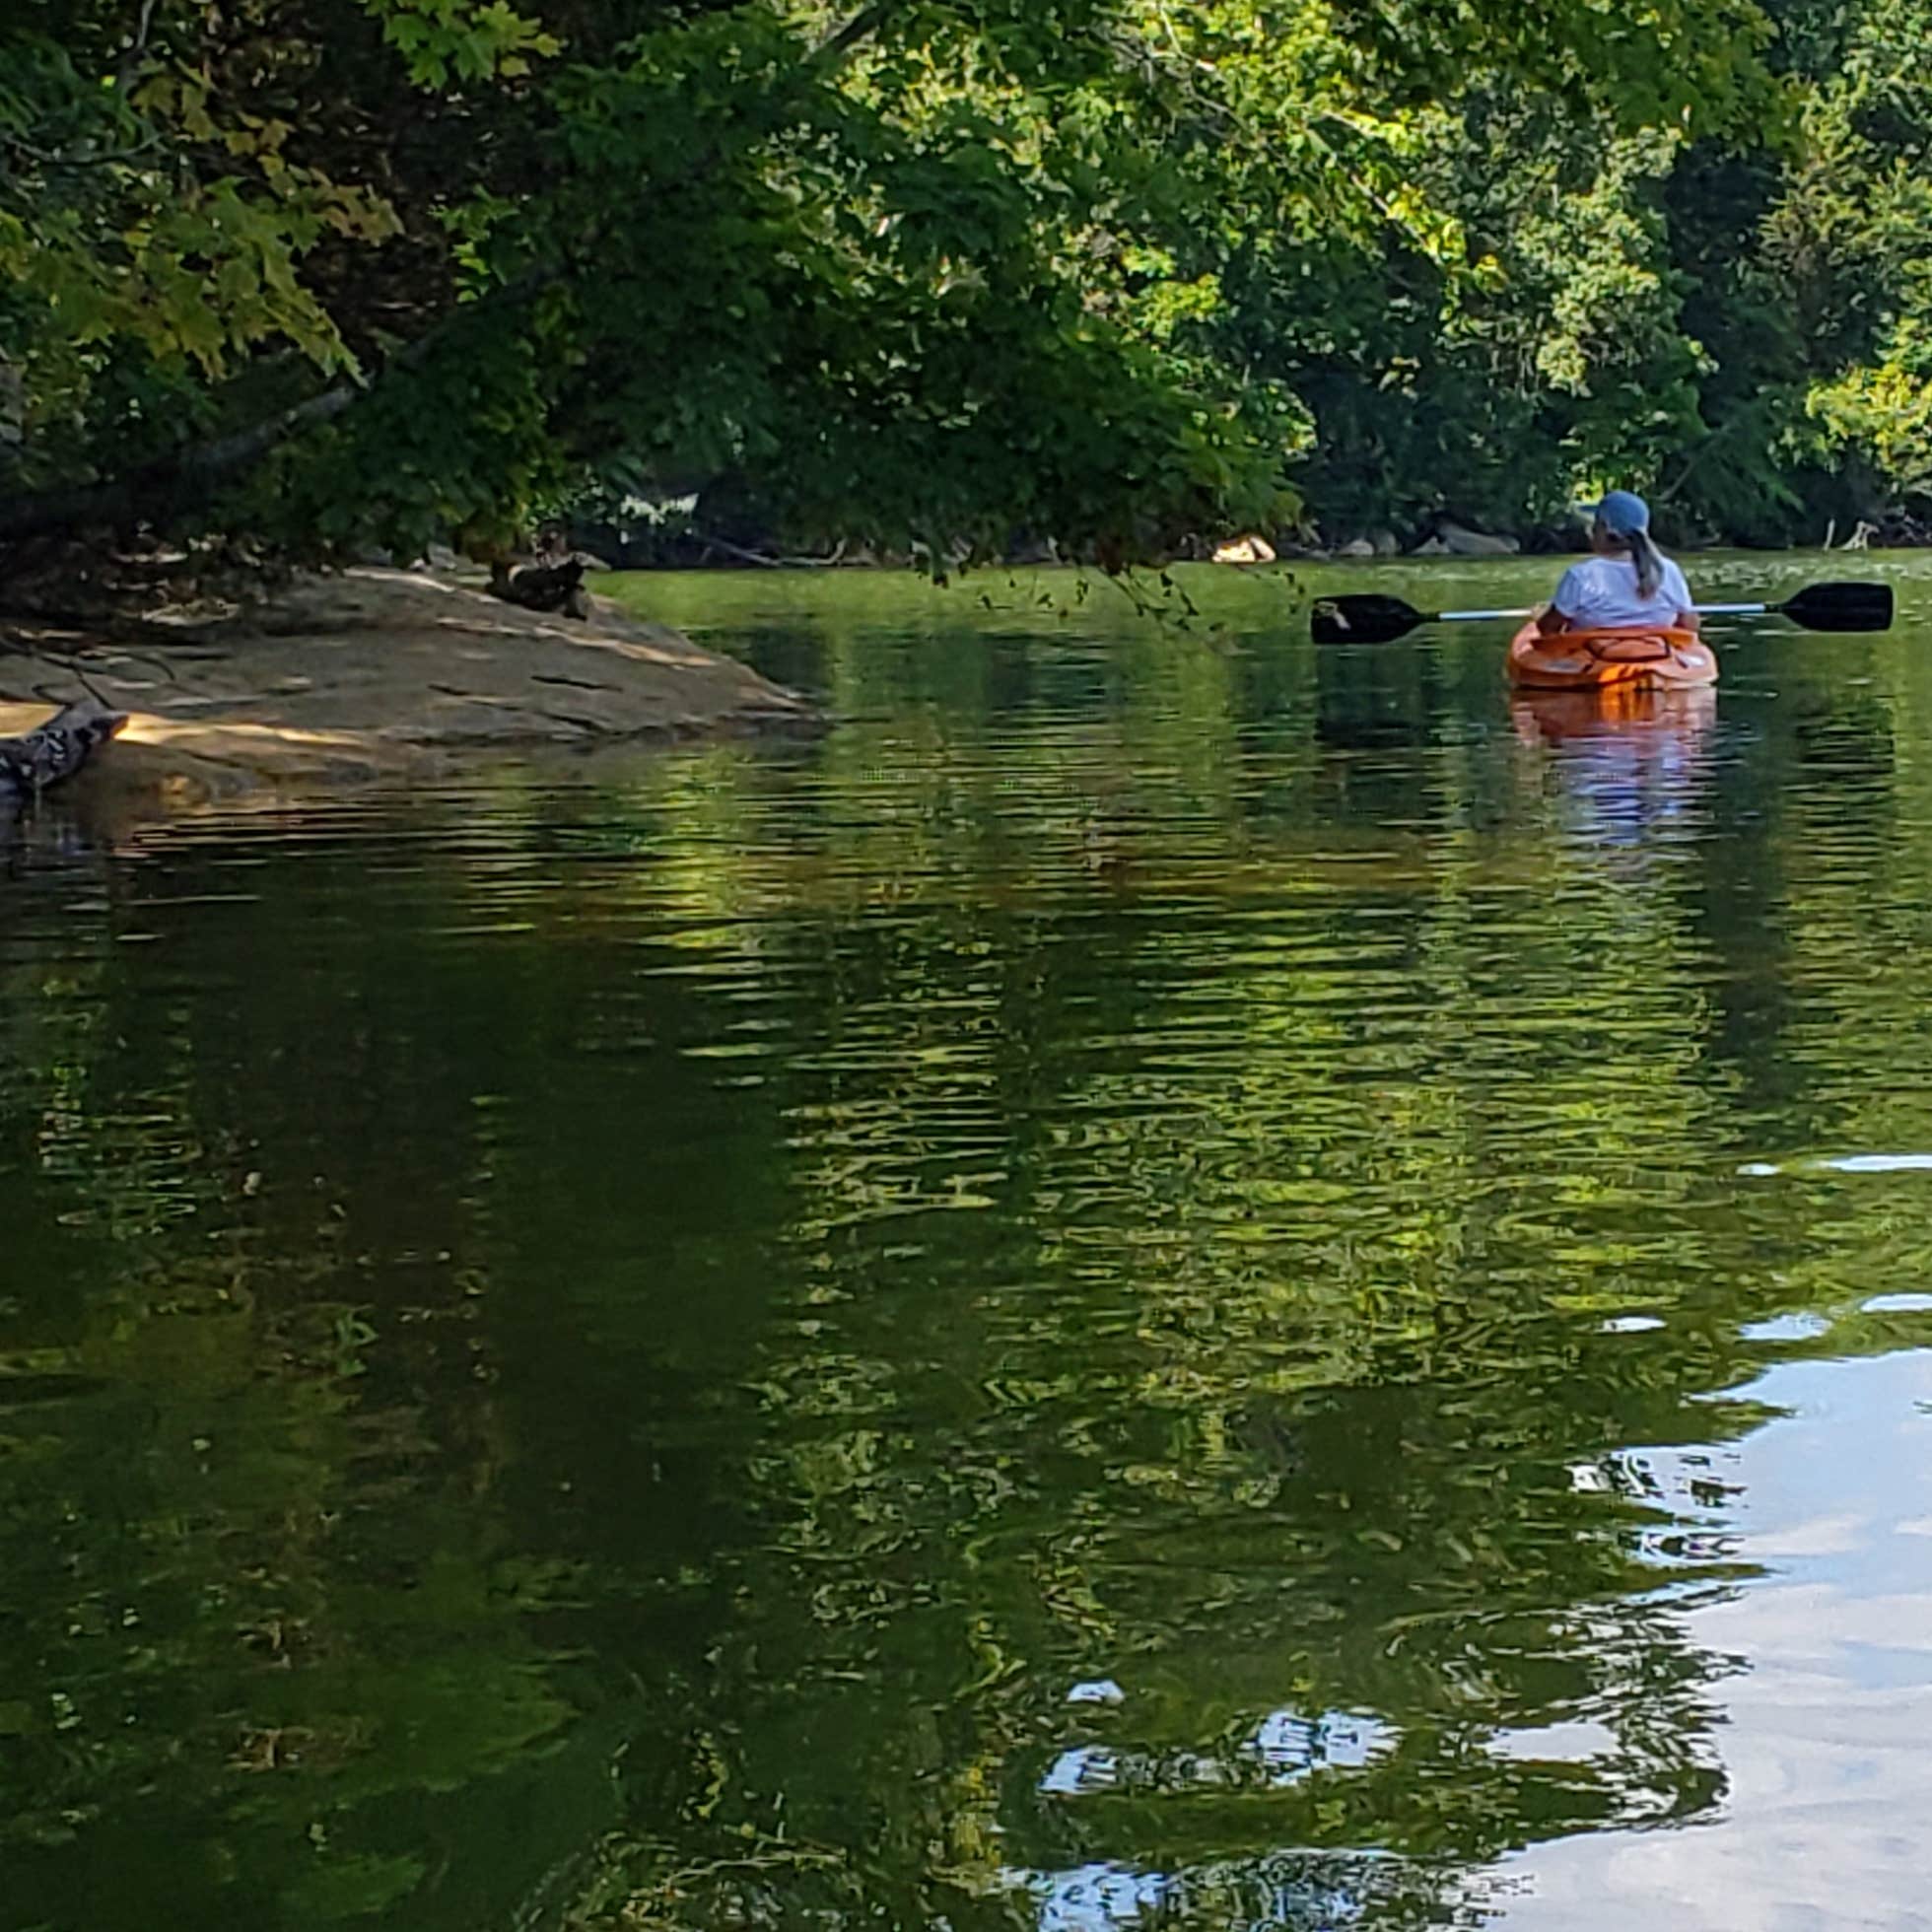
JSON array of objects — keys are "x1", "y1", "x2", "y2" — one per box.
[{"x1": 1537, "y1": 491, "x2": 1698, "y2": 638}]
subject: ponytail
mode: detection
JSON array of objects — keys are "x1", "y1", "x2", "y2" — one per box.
[{"x1": 1626, "y1": 528, "x2": 1664, "y2": 599}]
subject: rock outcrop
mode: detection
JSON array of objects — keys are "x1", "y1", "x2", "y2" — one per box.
[{"x1": 0, "y1": 567, "x2": 821, "y2": 825}]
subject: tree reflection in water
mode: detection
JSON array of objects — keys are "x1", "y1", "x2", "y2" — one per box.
[{"x1": 0, "y1": 569, "x2": 1927, "y2": 1930}]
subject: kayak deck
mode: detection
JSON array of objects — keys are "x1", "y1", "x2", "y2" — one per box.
[{"x1": 1508, "y1": 620, "x2": 1717, "y2": 691}]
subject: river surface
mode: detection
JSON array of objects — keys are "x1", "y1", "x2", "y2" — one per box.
[{"x1": 4, "y1": 555, "x2": 1932, "y2": 1930}]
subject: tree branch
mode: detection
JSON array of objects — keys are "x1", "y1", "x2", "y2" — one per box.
[
  {"x1": 0, "y1": 127, "x2": 168, "y2": 169},
  {"x1": 116, "y1": 0, "x2": 161, "y2": 94},
  {"x1": 0, "y1": 382, "x2": 360, "y2": 544},
  {"x1": 0, "y1": 11, "x2": 887, "y2": 555},
  {"x1": 0, "y1": 266, "x2": 559, "y2": 547},
  {"x1": 817, "y1": 4, "x2": 888, "y2": 63}
]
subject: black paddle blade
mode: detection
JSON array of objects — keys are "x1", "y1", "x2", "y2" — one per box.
[
  {"x1": 1310, "y1": 593, "x2": 1428, "y2": 645},
  {"x1": 1777, "y1": 581, "x2": 1895, "y2": 633}
]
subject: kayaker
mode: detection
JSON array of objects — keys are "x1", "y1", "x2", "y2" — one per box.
[{"x1": 1536, "y1": 491, "x2": 1698, "y2": 637}]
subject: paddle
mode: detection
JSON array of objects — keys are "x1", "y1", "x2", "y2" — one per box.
[{"x1": 1310, "y1": 580, "x2": 1895, "y2": 645}]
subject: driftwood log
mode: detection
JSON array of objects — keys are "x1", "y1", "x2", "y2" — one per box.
[{"x1": 0, "y1": 700, "x2": 127, "y2": 799}]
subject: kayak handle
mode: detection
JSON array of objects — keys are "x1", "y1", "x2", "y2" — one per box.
[{"x1": 1438, "y1": 607, "x2": 1534, "y2": 622}]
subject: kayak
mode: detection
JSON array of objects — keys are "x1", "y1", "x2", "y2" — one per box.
[{"x1": 1507, "y1": 620, "x2": 1717, "y2": 691}]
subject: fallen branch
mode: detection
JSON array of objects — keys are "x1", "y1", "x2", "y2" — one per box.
[
  {"x1": 0, "y1": 700, "x2": 127, "y2": 798},
  {"x1": 697, "y1": 533, "x2": 784, "y2": 569}
]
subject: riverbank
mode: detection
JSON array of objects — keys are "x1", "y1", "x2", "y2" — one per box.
[
  {"x1": 584, "y1": 510, "x2": 1916, "y2": 572},
  {"x1": 0, "y1": 568, "x2": 820, "y2": 827}
]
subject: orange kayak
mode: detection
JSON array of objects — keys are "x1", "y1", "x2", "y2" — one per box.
[{"x1": 1508, "y1": 620, "x2": 1717, "y2": 691}]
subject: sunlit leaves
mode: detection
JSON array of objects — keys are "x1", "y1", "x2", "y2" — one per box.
[
  {"x1": 0, "y1": 11, "x2": 409, "y2": 494},
  {"x1": 0, "y1": 0, "x2": 1822, "y2": 555},
  {"x1": 1763, "y1": 0, "x2": 1932, "y2": 513},
  {"x1": 1810, "y1": 318, "x2": 1932, "y2": 498},
  {"x1": 361, "y1": 0, "x2": 562, "y2": 87}
]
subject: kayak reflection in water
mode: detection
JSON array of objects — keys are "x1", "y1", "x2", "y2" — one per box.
[
  {"x1": 1512, "y1": 681, "x2": 1716, "y2": 846},
  {"x1": 1536, "y1": 490, "x2": 1699, "y2": 638}
]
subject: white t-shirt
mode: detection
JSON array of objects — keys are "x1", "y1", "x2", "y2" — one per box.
[{"x1": 1551, "y1": 553, "x2": 1694, "y2": 629}]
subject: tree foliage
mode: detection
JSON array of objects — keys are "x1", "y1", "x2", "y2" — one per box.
[
  {"x1": 1271, "y1": 0, "x2": 1932, "y2": 543},
  {"x1": 8, "y1": 0, "x2": 1932, "y2": 561}
]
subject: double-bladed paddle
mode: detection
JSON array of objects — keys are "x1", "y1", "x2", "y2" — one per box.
[{"x1": 1309, "y1": 580, "x2": 1895, "y2": 645}]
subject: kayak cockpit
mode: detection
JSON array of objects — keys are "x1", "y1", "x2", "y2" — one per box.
[{"x1": 1507, "y1": 621, "x2": 1717, "y2": 691}]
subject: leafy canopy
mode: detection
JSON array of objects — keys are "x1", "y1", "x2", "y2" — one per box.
[{"x1": 0, "y1": 0, "x2": 1787, "y2": 567}]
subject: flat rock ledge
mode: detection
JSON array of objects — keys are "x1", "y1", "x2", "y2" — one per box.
[{"x1": 0, "y1": 568, "x2": 820, "y2": 825}]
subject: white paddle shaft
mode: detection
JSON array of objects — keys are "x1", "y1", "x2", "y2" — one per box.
[{"x1": 1435, "y1": 600, "x2": 1769, "y2": 622}]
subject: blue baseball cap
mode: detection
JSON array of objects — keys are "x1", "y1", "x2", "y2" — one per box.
[{"x1": 1588, "y1": 490, "x2": 1651, "y2": 536}]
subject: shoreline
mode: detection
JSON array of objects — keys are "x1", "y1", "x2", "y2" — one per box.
[{"x1": 0, "y1": 568, "x2": 821, "y2": 832}]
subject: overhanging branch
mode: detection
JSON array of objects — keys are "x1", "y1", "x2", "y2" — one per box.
[
  {"x1": 0, "y1": 268, "x2": 557, "y2": 547},
  {"x1": 0, "y1": 382, "x2": 360, "y2": 543},
  {"x1": 0, "y1": 9, "x2": 891, "y2": 554}
]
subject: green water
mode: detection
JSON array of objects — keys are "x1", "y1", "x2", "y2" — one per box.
[{"x1": 5, "y1": 555, "x2": 1932, "y2": 1930}]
